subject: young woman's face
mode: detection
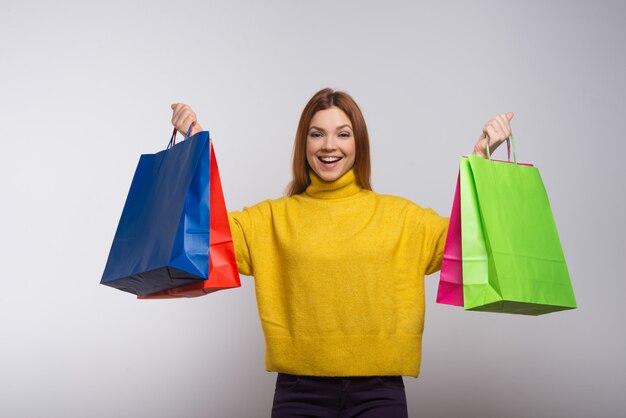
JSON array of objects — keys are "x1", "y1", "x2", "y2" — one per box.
[{"x1": 306, "y1": 107, "x2": 356, "y2": 182}]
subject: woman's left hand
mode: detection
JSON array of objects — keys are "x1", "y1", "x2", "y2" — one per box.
[{"x1": 472, "y1": 112, "x2": 514, "y2": 158}]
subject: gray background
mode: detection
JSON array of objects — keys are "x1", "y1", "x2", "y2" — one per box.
[{"x1": 1, "y1": 0, "x2": 624, "y2": 417}]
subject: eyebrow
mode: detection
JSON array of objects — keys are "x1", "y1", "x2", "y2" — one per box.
[{"x1": 309, "y1": 124, "x2": 353, "y2": 131}]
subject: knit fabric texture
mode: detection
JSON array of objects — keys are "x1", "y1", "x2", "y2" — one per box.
[{"x1": 227, "y1": 169, "x2": 449, "y2": 377}]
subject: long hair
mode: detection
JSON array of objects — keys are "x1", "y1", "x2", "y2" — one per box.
[{"x1": 286, "y1": 88, "x2": 372, "y2": 196}]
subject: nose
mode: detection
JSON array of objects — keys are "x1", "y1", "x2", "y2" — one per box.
[{"x1": 321, "y1": 135, "x2": 337, "y2": 151}]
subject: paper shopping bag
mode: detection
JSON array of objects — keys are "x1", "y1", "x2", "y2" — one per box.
[
  {"x1": 139, "y1": 139, "x2": 240, "y2": 298},
  {"x1": 460, "y1": 140, "x2": 577, "y2": 315},
  {"x1": 436, "y1": 173, "x2": 464, "y2": 306},
  {"x1": 101, "y1": 130, "x2": 213, "y2": 296}
]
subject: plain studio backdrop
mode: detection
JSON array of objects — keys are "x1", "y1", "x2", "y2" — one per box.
[{"x1": 1, "y1": 1, "x2": 624, "y2": 417}]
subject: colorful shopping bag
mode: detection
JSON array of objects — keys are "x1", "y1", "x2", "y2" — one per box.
[
  {"x1": 101, "y1": 129, "x2": 214, "y2": 296},
  {"x1": 437, "y1": 142, "x2": 518, "y2": 307},
  {"x1": 438, "y1": 136, "x2": 577, "y2": 315},
  {"x1": 464, "y1": 137, "x2": 576, "y2": 314},
  {"x1": 436, "y1": 173, "x2": 464, "y2": 306},
  {"x1": 139, "y1": 138, "x2": 240, "y2": 298}
]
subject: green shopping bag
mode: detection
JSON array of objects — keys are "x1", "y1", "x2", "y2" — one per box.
[{"x1": 460, "y1": 136, "x2": 577, "y2": 315}]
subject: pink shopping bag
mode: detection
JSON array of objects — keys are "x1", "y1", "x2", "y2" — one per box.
[{"x1": 436, "y1": 173, "x2": 464, "y2": 306}]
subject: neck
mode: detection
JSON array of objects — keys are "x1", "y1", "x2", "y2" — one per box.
[{"x1": 305, "y1": 169, "x2": 362, "y2": 200}]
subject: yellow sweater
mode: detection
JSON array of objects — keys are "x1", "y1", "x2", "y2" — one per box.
[{"x1": 227, "y1": 169, "x2": 449, "y2": 377}]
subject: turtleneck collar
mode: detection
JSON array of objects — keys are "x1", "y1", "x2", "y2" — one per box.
[{"x1": 305, "y1": 169, "x2": 362, "y2": 200}]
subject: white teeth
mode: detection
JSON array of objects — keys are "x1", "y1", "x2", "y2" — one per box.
[{"x1": 319, "y1": 156, "x2": 341, "y2": 163}]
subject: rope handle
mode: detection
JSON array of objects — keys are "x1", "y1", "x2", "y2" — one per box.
[
  {"x1": 484, "y1": 132, "x2": 517, "y2": 164},
  {"x1": 167, "y1": 123, "x2": 194, "y2": 149}
]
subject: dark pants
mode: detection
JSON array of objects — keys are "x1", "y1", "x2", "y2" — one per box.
[{"x1": 271, "y1": 373, "x2": 409, "y2": 418}]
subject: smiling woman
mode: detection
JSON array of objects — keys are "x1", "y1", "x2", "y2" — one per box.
[
  {"x1": 169, "y1": 88, "x2": 513, "y2": 418},
  {"x1": 287, "y1": 88, "x2": 371, "y2": 195},
  {"x1": 305, "y1": 108, "x2": 356, "y2": 183}
]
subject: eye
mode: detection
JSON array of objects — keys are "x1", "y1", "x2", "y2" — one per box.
[
  {"x1": 339, "y1": 131, "x2": 352, "y2": 138},
  {"x1": 309, "y1": 131, "x2": 323, "y2": 138}
]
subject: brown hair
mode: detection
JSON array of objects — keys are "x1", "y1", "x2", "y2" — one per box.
[{"x1": 286, "y1": 88, "x2": 372, "y2": 196}]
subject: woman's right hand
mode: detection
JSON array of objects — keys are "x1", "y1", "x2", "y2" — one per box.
[{"x1": 171, "y1": 103, "x2": 203, "y2": 137}]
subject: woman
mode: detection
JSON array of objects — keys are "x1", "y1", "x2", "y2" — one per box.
[{"x1": 171, "y1": 88, "x2": 512, "y2": 418}]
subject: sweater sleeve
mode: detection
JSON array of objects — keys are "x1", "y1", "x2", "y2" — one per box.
[
  {"x1": 227, "y1": 199, "x2": 276, "y2": 277},
  {"x1": 227, "y1": 209, "x2": 255, "y2": 277},
  {"x1": 422, "y1": 209, "x2": 450, "y2": 275}
]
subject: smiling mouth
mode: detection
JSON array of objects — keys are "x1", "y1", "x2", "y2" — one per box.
[{"x1": 318, "y1": 156, "x2": 343, "y2": 165}]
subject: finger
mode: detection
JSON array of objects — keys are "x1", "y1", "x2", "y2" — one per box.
[
  {"x1": 171, "y1": 104, "x2": 179, "y2": 124},
  {"x1": 484, "y1": 125, "x2": 500, "y2": 152},
  {"x1": 170, "y1": 103, "x2": 199, "y2": 134},
  {"x1": 491, "y1": 118, "x2": 507, "y2": 139},
  {"x1": 501, "y1": 114, "x2": 513, "y2": 138},
  {"x1": 494, "y1": 115, "x2": 511, "y2": 138},
  {"x1": 171, "y1": 103, "x2": 188, "y2": 124},
  {"x1": 492, "y1": 117, "x2": 506, "y2": 137},
  {"x1": 173, "y1": 113, "x2": 187, "y2": 131},
  {"x1": 484, "y1": 120, "x2": 501, "y2": 139},
  {"x1": 171, "y1": 103, "x2": 187, "y2": 114},
  {"x1": 499, "y1": 113, "x2": 513, "y2": 136},
  {"x1": 173, "y1": 108, "x2": 195, "y2": 130},
  {"x1": 172, "y1": 104, "x2": 191, "y2": 119},
  {"x1": 506, "y1": 112, "x2": 514, "y2": 121},
  {"x1": 475, "y1": 132, "x2": 488, "y2": 156},
  {"x1": 181, "y1": 116, "x2": 195, "y2": 135},
  {"x1": 173, "y1": 111, "x2": 184, "y2": 129},
  {"x1": 182, "y1": 115, "x2": 198, "y2": 134}
]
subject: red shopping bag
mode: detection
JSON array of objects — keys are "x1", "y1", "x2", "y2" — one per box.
[{"x1": 139, "y1": 140, "x2": 240, "y2": 298}]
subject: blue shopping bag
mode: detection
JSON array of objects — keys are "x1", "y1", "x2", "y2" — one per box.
[{"x1": 101, "y1": 128, "x2": 211, "y2": 295}]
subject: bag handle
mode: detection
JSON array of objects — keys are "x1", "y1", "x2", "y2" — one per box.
[
  {"x1": 485, "y1": 132, "x2": 517, "y2": 164},
  {"x1": 167, "y1": 123, "x2": 194, "y2": 149}
]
